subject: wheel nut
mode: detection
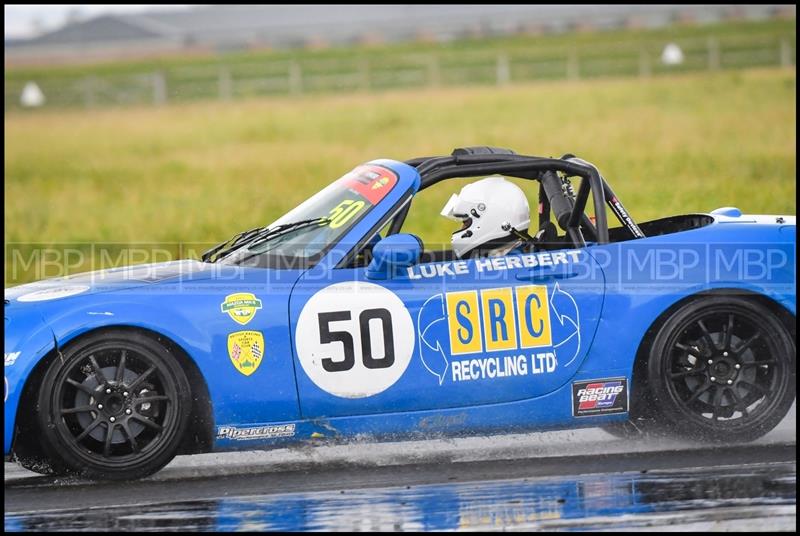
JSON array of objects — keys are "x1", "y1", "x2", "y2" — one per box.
[
  {"x1": 123, "y1": 392, "x2": 129, "y2": 397},
  {"x1": 125, "y1": 409, "x2": 132, "y2": 415},
  {"x1": 97, "y1": 404, "x2": 103, "y2": 409},
  {"x1": 707, "y1": 360, "x2": 713, "y2": 365},
  {"x1": 710, "y1": 376, "x2": 716, "y2": 382},
  {"x1": 723, "y1": 352, "x2": 728, "y2": 357},
  {"x1": 109, "y1": 416, "x2": 116, "y2": 422},
  {"x1": 734, "y1": 364, "x2": 741, "y2": 369},
  {"x1": 106, "y1": 388, "x2": 112, "y2": 394},
  {"x1": 727, "y1": 379, "x2": 733, "y2": 385}
]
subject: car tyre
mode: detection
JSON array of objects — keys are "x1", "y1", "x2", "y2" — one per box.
[
  {"x1": 36, "y1": 330, "x2": 192, "y2": 480},
  {"x1": 647, "y1": 296, "x2": 795, "y2": 443}
]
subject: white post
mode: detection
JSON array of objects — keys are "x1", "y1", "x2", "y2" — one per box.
[
  {"x1": 707, "y1": 37, "x2": 720, "y2": 71},
  {"x1": 152, "y1": 71, "x2": 167, "y2": 105},
  {"x1": 427, "y1": 55, "x2": 441, "y2": 88},
  {"x1": 496, "y1": 53, "x2": 511, "y2": 86},
  {"x1": 218, "y1": 67, "x2": 232, "y2": 101},
  {"x1": 288, "y1": 61, "x2": 303, "y2": 95},
  {"x1": 638, "y1": 48, "x2": 651, "y2": 77},
  {"x1": 780, "y1": 38, "x2": 793, "y2": 67},
  {"x1": 82, "y1": 77, "x2": 97, "y2": 108},
  {"x1": 359, "y1": 58, "x2": 370, "y2": 92},
  {"x1": 567, "y1": 49, "x2": 580, "y2": 80}
]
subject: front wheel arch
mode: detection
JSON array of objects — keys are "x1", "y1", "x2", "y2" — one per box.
[{"x1": 13, "y1": 326, "x2": 214, "y2": 474}]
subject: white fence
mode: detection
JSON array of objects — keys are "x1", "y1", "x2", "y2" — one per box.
[{"x1": 5, "y1": 33, "x2": 795, "y2": 111}]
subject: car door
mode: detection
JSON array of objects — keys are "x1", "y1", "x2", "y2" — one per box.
[
  {"x1": 289, "y1": 259, "x2": 440, "y2": 418},
  {"x1": 419, "y1": 246, "x2": 606, "y2": 407},
  {"x1": 289, "y1": 245, "x2": 605, "y2": 418}
]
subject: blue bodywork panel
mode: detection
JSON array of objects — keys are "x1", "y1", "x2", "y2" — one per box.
[{"x1": 4, "y1": 158, "x2": 796, "y2": 455}]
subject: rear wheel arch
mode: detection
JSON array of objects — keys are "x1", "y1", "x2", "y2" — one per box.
[
  {"x1": 13, "y1": 325, "x2": 214, "y2": 472},
  {"x1": 632, "y1": 289, "x2": 796, "y2": 395},
  {"x1": 609, "y1": 288, "x2": 797, "y2": 437},
  {"x1": 622, "y1": 288, "x2": 795, "y2": 438}
]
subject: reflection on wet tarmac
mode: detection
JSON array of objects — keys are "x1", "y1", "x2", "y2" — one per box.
[{"x1": 4, "y1": 462, "x2": 795, "y2": 531}]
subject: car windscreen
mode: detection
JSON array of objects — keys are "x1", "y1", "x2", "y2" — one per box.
[{"x1": 221, "y1": 164, "x2": 398, "y2": 268}]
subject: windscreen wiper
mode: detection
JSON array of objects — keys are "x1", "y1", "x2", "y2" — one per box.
[
  {"x1": 245, "y1": 217, "x2": 332, "y2": 251},
  {"x1": 201, "y1": 225, "x2": 269, "y2": 263},
  {"x1": 212, "y1": 217, "x2": 332, "y2": 263}
]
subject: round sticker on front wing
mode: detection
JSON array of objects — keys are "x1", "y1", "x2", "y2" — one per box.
[
  {"x1": 296, "y1": 281, "x2": 415, "y2": 399},
  {"x1": 17, "y1": 285, "x2": 91, "y2": 302}
]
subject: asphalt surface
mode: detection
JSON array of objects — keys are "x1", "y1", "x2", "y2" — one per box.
[{"x1": 4, "y1": 403, "x2": 796, "y2": 531}]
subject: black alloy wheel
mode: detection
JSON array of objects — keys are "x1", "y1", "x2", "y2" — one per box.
[
  {"x1": 647, "y1": 296, "x2": 795, "y2": 442},
  {"x1": 37, "y1": 330, "x2": 191, "y2": 480}
]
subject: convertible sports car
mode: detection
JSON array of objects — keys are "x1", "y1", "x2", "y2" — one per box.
[{"x1": 5, "y1": 147, "x2": 796, "y2": 480}]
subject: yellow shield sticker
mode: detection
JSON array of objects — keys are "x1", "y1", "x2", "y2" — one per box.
[
  {"x1": 227, "y1": 331, "x2": 264, "y2": 376},
  {"x1": 221, "y1": 293, "x2": 262, "y2": 325}
]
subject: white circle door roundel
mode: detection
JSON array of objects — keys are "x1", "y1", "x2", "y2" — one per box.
[{"x1": 295, "y1": 281, "x2": 415, "y2": 398}]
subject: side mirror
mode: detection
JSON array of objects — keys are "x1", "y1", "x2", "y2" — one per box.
[{"x1": 366, "y1": 233, "x2": 422, "y2": 280}]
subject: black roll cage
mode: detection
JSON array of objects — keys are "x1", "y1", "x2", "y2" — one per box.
[{"x1": 338, "y1": 147, "x2": 645, "y2": 268}]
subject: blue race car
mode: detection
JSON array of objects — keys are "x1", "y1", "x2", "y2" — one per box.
[{"x1": 5, "y1": 147, "x2": 796, "y2": 480}]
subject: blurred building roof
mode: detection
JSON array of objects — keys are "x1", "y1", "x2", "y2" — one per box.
[{"x1": 5, "y1": 4, "x2": 794, "y2": 65}]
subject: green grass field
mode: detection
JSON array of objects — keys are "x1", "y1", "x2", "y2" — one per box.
[{"x1": 4, "y1": 67, "x2": 796, "y2": 284}]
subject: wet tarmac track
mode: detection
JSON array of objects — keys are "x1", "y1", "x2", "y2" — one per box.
[{"x1": 4, "y1": 405, "x2": 796, "y2": 531}]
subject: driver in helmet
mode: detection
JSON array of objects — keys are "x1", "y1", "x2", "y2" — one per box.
[{"x1": 440, "y1": 175, "x2": 534, "y2": 259}]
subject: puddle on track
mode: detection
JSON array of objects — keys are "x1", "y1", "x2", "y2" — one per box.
[{"x1": 5, "y1": 462, "x2": 795, "y2": 531}]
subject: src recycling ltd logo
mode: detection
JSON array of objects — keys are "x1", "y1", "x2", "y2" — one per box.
[{"x1": 418, "y1": 282, "x2": 580, "y2": 385}]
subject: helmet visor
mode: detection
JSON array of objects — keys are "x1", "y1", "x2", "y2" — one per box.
[
  {"x1": 440, "y1": 193, "x2": 462, "y2": 221},
  {"x1": 453, "y1": 216, "x2": 473, "y2": 235}
]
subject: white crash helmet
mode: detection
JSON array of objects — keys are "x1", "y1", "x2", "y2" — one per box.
[{"x1": 440, "y1": 175, "x2": 530, "y2": 258}]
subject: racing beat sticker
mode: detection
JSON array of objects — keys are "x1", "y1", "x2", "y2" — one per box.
[
  {"x1": 295, "y1": 282, "x2": 415, "y2": 399},
  {"x1": 572, "y1": 378, "x2": 628, "y2": 417}
]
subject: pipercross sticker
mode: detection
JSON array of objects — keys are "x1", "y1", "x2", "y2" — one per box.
[
  {"x1": 295, "y1": 282, "x2": 415, "y2": 399},
  {"x1": 217, "y1": 424, "x2": 295, "y2": 440},
  {"x1": 221, "y1": 293, "x2": 262, "y2": 325},
  {"x1": 227, "y1": 331, "x2": 265, "y2": 376},
  {"x1": 418, "y1": 282, "x2": 580, "y2": 386},
  {"x1": 572, "y1": 378, "x2": 628, "y2": 417}
]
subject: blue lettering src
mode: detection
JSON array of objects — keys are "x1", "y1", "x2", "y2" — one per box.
[
  {"x1": 456, "y1": 300, "x2": 474, "y2": 345},
  {"x1": 488, "y1": 298, "x2": 507, "y2": 342},
  {"x1": 525, "y1": 293, "x2": 544, "y2": 337}
]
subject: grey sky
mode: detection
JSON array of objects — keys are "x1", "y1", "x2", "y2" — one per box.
[{"x1": 4, "y1": 5, "x2": 194, "y2": 39}]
